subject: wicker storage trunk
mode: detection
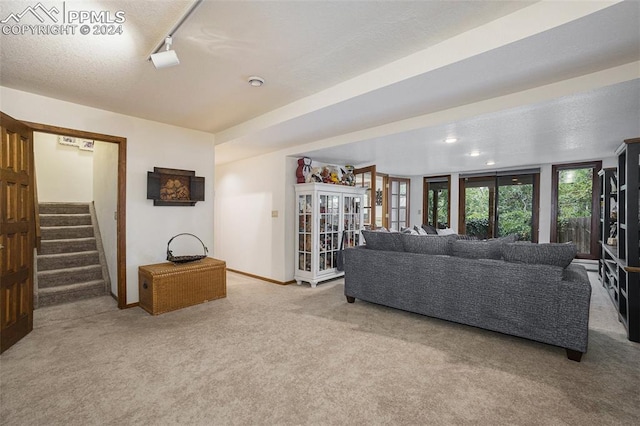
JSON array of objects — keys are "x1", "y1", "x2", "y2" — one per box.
[{"x1": 138, "y1": 257, "x2": 226, "y2": 315}]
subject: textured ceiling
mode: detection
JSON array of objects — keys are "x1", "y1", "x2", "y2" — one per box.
[
  {"x1": 0, "y1": 0, "x2": 639, "y2": 175},
  {"x1": 0, "y1": 0, "x2": 532, "y2": 133}
]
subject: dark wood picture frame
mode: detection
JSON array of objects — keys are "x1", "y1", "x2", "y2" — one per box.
[{"x1": 147, "y1": 167, "x2": 205, "y2": 206}]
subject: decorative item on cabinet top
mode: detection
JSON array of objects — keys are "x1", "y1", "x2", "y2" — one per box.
[
  {"x1": 296, "y1": 157, "x2": 357, "y2": 186},
  {"x1": 147, "y1": 167, "x2": 205, "y2": 206}
]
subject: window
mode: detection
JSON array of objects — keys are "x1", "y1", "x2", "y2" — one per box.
[
  {"x1": 423, "y1": 176, "x2": 450, "y2": 228},
  {"x1": 459, "y1": 170, "x2": 539, "y2": 241},
  {"x1": 551, "y1": 161, "x2": 601, "y2": 258}
]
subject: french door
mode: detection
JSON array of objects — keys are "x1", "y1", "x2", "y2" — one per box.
[
  {"x1": 423, "y1": 175, "x2": 451, "y2": 228},
  {"x1": 551, "y1": 161, "x2": 601, "y2": 258},
  {"x1": 354, "y1": 165, "x2": 376, "y2": 229},
  {"x1": 459, "y1": 171, "x2": 539, "y2": 241},
  {"x1": 388, "y1": 177, "x2": 410, "y2": 231}
]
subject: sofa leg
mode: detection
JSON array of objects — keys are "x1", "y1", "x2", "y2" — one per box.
[
  {"x1": 346, "y1": 296, "x2": 355, "y2": 303},
  {"x1": 566, "y1": 349, "x2": 583, "y2": 362}
]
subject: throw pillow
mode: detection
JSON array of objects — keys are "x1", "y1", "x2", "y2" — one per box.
[
  {"x1": 420, "y1": 224, "x2": 438, "y2": 235},
  {"x1": 401, "y1": 234, "x2": 455, "y2": 255},
  {"x1": 436, "y1": 228, "x2": 457, "y2": 236},
  {"x1": 414, "y1": 225, "x2": 428, "y2": 235},
  {"x1": 502, "y1": 242, "x2": 577, "y2": 268},
  {"x1": 361, "y1": 230, "x2": 404, "y2": 252},
  {"x1": 401, "y1": 226, "x2": 419, "y2": 235}
]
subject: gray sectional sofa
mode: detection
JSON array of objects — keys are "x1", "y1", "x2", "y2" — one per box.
[{"x1": 344, "y1": 232, "x2": 592, "y2": 361}]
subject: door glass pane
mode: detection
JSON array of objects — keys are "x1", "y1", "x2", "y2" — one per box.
[
  {"x1": 556, "y1": 167, "x2": 594, "y2": 254},
  {"x1": 497, "y1": 175, "x2": 534, "y2": 241},
  {"x1": 427, "y1": 180, "x2": 449, "y2": 228},
  {"x1": 360, "y1": 171, "x2": 372, "y2": 227},
  {"x1": 465, "y1": 182, "x2": 491, "y2": 239}
]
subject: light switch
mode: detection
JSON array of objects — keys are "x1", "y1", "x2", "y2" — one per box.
[{"x1": 271, "y1": 210, "x2": 279, "y2": 218}]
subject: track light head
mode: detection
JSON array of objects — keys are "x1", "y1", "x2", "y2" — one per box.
[{"x1": 151, "y1": 36, "x2": 180, "y2": 69}]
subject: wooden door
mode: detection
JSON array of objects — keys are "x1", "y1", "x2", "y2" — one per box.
[
  {"x1": 354, "y1": 165, "x2": 376, "y2": 229},
  {"x1": 0, "y1": 112, "x2": 35, "y2": 353}
]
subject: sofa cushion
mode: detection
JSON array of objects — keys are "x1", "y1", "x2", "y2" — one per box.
[
  {"x1": 455, "y1": 234, "x2": 479, "y2": 241},
  {"x1": 452, "y1": 240, "x2": 502, "y2": 259},
  {"x1": 401, "y1": 234, "x2": 454, "y2": 255},
  {"x1": 361, "y1": 230, "x2": 404, "y2": 252},
  {"x1": 453, "y1": 234, "x2": 519, "y2": 260},
  {"x1": 503, "y1": 242, "x2": 577, "y2": 268}
]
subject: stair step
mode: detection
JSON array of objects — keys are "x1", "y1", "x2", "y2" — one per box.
[
  {"x1": 39, "y1": 203, "x2": 90, "y2": 214},
  {"x1": 38, "y1": 280, "x2": 106, "y2": 307},
  {"x1": 38, "y1": 265, "x2": 103, "y2": 288},
  {"x1": 40, "y1": 238, "x2": 97, "y2": 255},
  {"x1": 41, "y1": 225, "x2": 94, "y2": 240},
  {"x1": 38, "y1": 250, "x2": 101, "y2": 272},
  {"x1": 40, "y1": 214, "x2": 92, "y2": 227}
]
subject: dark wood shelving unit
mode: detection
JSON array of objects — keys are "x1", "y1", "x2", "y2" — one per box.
[{"x1": 600, "y1": 138, "x2": 639, "y2": 342}]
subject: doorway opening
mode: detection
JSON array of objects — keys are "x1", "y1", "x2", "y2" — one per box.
[
  {"x1": 25, "y1": 121, "x2": 128, "y2": 307},
  {"x1": 551, "y1": 161, "x2": 602, "y2": 259}
]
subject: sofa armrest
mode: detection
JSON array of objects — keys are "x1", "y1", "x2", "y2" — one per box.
[{"x1": 555, "y1": 264, "x2": 592, "y2": 353}]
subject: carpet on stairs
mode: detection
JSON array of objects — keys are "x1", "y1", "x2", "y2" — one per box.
[{"x1": 37, "y1": 202, "x2": 108, "y2": 307}]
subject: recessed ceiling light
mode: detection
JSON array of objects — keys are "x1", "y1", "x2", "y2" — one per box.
[
  {"x1": 486, "y1": 160, "x2": 495, "y2": 166},
  {"x1": 470, "y1": 151, "x2": 480, "y2": 157},
  {"x1": 248, "y1": 76, "x2": 265, "y2": 87},
  {"x1": 444, "y1": 137, "x2": 457, "y2": 144}
]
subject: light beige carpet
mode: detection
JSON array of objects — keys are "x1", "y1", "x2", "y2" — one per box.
[{"x1": 1, "y1": 271, "x2": 638, "y2": 425}]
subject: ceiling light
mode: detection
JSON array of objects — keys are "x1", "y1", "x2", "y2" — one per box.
[
  {"x1": 470, "y1": 151, "x2": 480, "y2": 157},
  {"x1": 150, "y1": 37, "x2": 180, "y2": 69},
  {"x1": 486, "y1": 160, "x2": 495, "y2": 166},
  {"x1": 248, "y1": 76, "x2": 265, "y2": 87},
  {"x1": 444, "y1": 137, "x2": 457, "y2": 144}
]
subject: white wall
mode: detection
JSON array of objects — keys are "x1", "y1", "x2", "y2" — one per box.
[
  {"x1": 93, "y1": 141, "x2": 119, "y2": 295},
  {"x1": 1, "y1": 86, "x2": 215, "y2": 304},
  {"x1": 409, "y1": 175, "x2": 423, "y2": 228},
  {"x1": 34, "y1": 132, "x2": 93, "y2": 202},
  {"x1": 214, "y1": 153, "x2": 295, "y2": 282}
]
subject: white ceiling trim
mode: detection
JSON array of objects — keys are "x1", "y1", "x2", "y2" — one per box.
[{"x1": 214, "y1": 0, "x2": 621, "y2": 146}]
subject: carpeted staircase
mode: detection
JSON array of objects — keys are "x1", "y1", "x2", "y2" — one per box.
[{"x1": 36, "y1": 203, "x2": 108, "y2": 307}]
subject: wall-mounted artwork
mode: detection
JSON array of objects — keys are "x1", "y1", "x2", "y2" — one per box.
[
  {"x1": 147, "y1": 167, "x2": 205, "y2": 206},
  {"x1": 78, "y1": 139, "x2": 95, "y2": 151},
  {"x1": 58, "y1": 135, "x2": 78, "y2": 146}
]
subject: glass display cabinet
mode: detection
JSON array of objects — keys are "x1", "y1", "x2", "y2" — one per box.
[{"x1": 295, "y1": 183, "x2": 366, "y2": 287}]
